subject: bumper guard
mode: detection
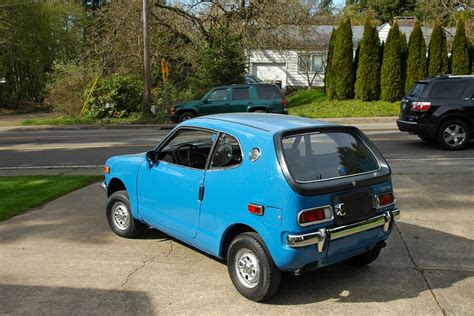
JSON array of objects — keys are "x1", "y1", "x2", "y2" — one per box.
[{"x1": 286, "y1": 209, "x2": 400, "y2": 252}]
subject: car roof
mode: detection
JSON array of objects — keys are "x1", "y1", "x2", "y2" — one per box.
[
  {"x1": 213, "y1": 83, "x2": 277, "y2": 89},
  {"x1": 180, "y1": 113, "x2": 336, "y2": 135},
  {"x1": 416, "y1": 75, "x2": 474, "y2": 84}
]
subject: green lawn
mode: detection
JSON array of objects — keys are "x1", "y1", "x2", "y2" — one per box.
[
  {"x1": 21, "y1": 113, "x2": 167, "y2": 126},
  {"x1": 0, "y1": 176, "x2": 102, "y2": 221},
  {"x1": 287, "y1": 89, "x2": 400, "y2": 118}
]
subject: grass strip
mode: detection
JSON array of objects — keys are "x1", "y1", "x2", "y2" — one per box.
[{"x1": 0, "y1": 175, "x2": 102, "y2": 221}]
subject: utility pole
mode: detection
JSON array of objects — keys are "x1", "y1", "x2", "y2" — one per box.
[{"x1": 142, "y1": 0, "x2": 152, "y2": 116}]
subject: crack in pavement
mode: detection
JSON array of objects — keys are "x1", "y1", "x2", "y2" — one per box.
[
  {"x1": 165, "y1": 240, "x2": 174, "y2": 257},
  {"x1": 395, "y1": 223, "x2": 449, "y2": 316},
  {"x1": 121, "y1": 254, "x2": 157, "y2": 288}
]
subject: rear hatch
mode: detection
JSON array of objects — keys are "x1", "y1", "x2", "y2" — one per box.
[
  {"x1": 400, "y1": 81, "x2": 429, "y2": 121},
  {"x1": 274, "y1": 126, "x2": 391, "y2": 226}
]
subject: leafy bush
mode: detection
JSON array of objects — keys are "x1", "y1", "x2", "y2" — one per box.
[
  {"x1": 47, "y1": 62, "x2": 98, "y2": 115},
  {"x1": 83, "y1": 75, "x2": 143, "y2": 119}
]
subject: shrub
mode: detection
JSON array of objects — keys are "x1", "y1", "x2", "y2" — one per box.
[
  {"x1": 47, "y1": 62, "x2": 98, "y2": 115},
  {"x1": 381, "y1": 21, "x2": 403, "y2": 102},
  {"x1": 405, "y1": 20, "x2": 426, "y2": 93},
  {"x1": 83, "y1": 75, "x2": 143, "y2": 119},
  {"x1": 428, "y1": 21, "x2": 449, "y2": 77},
  {"x1": 451, "y1": 19, "x2": 470, "y2": 75},
  {"x1": 324, "y1": 28, "x2": 337, "y2": 93}
]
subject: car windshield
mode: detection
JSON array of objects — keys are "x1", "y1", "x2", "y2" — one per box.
[
  {"x1": 407, "y1": 82, "x2": 427, "y2": 97},
  {"x1": 281, "y1": 132, "x2": 380, "y2": 183}
]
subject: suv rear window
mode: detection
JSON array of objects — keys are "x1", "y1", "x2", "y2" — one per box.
[
  {"x1": 407, "y1": 83, "x2": 427, "y2": 97},
  {"x1": 281, "y1": 132, "x2": 380, "y2": 182},
  {"x1": 255, "y1": 85, "x2": 282, "y2": 99},
  {"x1": 429, "y1": 81, "x2": 467, "y2": 98}
]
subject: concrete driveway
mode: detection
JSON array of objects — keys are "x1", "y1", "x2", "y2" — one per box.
[{"x1": 1, "y1": 172, "x2": 473, "y2": 315}]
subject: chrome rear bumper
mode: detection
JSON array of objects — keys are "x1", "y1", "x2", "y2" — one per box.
[{"x1": 286, "y1": 209, "x2": 400, "y2": 252}]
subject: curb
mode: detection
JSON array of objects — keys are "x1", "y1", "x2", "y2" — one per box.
[{"x1": 6, "y1": 123, "x2": 176, "y2": 132}]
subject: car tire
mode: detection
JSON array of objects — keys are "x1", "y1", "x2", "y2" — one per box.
[
  {"x1": 346, "y1": 247, "x2": 381, "y2": 267},
  {"x1": 227, "y1": 232, "x2": 281, "y2": 302},
  {"x1": 436, "y1": 119, "x2": 470, "y2": 150},
  {"x1": 178, "y1": 111, "x2": 196, "y2": 123},
  {"x1": 418, "y1": 135, "x2": 433, "y2": 142},
  {"x1": 106, "y1": 190, "x2": 145, "y2": 238},
  {"x1": 253, "y1": 110, "x2": 266, "y2": 113}
]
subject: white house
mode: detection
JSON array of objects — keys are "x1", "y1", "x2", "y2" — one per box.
[{"x1": 247, "y1": 23, "x2": 455, "y2": 89}]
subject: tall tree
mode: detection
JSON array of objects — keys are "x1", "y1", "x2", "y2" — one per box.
[
  {"x1": 428, "y1": 21, "x2": 449, "y2": 77},
  {"x1": 355, "y1": 18, "x2": 380, "y2": 101},
  {"x1": 328, "y1": 18, "x2": 353, "y2": 100},
  {"x1": 324, "y1": 28, "x2": 337, "y2": 93},
  {"x1": 451, "y1": 19, "x2": 470, "y2": 75},
  {"x1": 405, "y1": 20, "x2": 426, "y2": 93},
  {"x1": 399, "y1": 32, "x2": 408, "y2": 95},
  {"x1": 380, "y1": 21, "x2": 402, "y2": 101}
]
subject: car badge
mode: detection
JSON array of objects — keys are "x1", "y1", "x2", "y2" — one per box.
[
  {"x1": 249, "y1": 147, "x2": 261, "y2": 162},
  {"x1": 334, "y1": 203, "x2": 346, "y2": 217},
  {"x1": 337, "y1": 164, "x2": 347, "y2": 176}
]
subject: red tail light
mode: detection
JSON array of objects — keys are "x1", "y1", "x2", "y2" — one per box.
[
  {"x1": 298, "y1": 206, "x2": 333, "y2": 226},
  {"x1": 282, "y1": 98, "x2": 287, "y2": 108},
  {"x1": 411, "y1": 102, "x2": 431, "y2": 112},
  {"x1": 248, "y1": 203, "x2": 264, "y2": 216},
  {"x1": 376, "y1": 192, "x2": 395, "y2": 208}
]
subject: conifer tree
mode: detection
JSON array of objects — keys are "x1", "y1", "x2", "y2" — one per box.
[
  {"x1": 329, "y1": 18, "x2": 354, "y2": 100},
  {"x1": 451, "y1": 19, "x2": 470, "y2": 75},
  {"x1": 355, "y1": 18, "x2": 380, "y2": 101},
  {"x1": 324, "y1": 28, "x2": 336, "y2": 94},
  {"x1": 399, "y1": 32, "x2": 407, "y2": 95},
  {"x1": 428, "y1": 21, "x2": 449, "y2": 77},
  {"x1": 381, "y1": 21, "x2": 403, "y2": 102},
  {"x1": 405, "y1": 20, "x2": 426, "y2": 93}
]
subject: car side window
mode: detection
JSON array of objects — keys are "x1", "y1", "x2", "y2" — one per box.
[
  {"x1": 207, "y1": 89, "x2": 227, "y2": 101},
  {"x1": 429, "y1": 81, "x2": 467, "y2": 99},
  {"x1": 255, "y1": 85, "x2": 283, "y2": 99},
  {"x1": 156, "y1": 129, "x2": 216, "y2": 170},
  {"x1": 232, "y1": 88, "x2": 250, "y2": 100},
  {"x1": 210, "y1": 133, "x2": 243, "y2": 169}
]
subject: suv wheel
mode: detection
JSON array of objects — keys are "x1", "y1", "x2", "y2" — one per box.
[
  {"x1": 437, "y1": 120, "x2": 470, "y2": 150},
  {"x1": 178, "y1": 111, "x2": 196, "y2": 123}
]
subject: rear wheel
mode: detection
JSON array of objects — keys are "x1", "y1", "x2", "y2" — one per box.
[
  {"x1": 227, "y1": 232, "x2": 281, "y2": 302},
  {"x1": 346, "y1": 247, "x2": 381, "y2": 267},
  {"x1": 178, "y1": 111, "x2": 196, "y2": 123},
  {"x1": 437, "y1": 119, "x2": 470, "y2": 150},
  {"x1": 106, "y1": 190, "x2": 145, "y2": 238}
]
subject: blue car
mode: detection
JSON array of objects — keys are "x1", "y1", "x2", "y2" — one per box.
[{"x1": 103, "y1": 113, "x2": 399, "y2": 302}]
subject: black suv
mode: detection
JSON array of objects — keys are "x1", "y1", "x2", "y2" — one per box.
[{"x1": 397, "y1": 75, "x2": 474, "y2": 150}]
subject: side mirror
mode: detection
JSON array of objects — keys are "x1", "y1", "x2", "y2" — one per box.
[{"x1": 146, "y1": 150, "x2": 157, "y2": 165}]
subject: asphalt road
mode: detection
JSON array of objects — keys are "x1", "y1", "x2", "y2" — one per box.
[{"x1": 1, "y1": 125, "x2": 474, "y2": 314}]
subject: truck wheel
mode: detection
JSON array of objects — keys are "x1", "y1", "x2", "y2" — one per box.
[
  {"x1": 437, "y1": 119, "x2": 470, "y2": 150},
  {"x1": 178, "y1": 111, "x2": 196, "y2": 123},
  {"x1": 106, "y1": 190, "x2": 145, "y2": 238},
  {"x1": 227, "y1": 232, "x2": 281, "y2": 302},
  {"x1": 346, "y1": 247, "x2": 381, "y2": 267}
]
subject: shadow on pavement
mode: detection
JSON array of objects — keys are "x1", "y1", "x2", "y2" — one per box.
[
  {"x1": 268, "y1": 222, "x2": 473, "y2": 305},
  {"x1": 1, "y1": 283, "x2": 154, "y2": 315}
]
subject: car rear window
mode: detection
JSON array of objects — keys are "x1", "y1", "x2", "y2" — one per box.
[
  {"x1": 281, "y1": 132, "x2": 380, "y2": 183},
  {"x1": 429, "y1": 81, "x2": 467, "y2": 98},
  {"x1": 407, "y1": 82, "x2": 427, "y2": 97},
  {"x1": 255, "y1": 85, "x2": 282, "y2": 99}
]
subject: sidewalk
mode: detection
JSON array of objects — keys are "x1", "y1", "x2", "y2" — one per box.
[{"x1": 0, "y1": 113, "x2": 398, "y2": 132}]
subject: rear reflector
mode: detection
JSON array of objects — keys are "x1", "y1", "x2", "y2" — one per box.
[
  {"x1": 411, "y1": 102, "x2": 431, "y2": 112},
  {"x1": 282, "y1": 98, "x2": 287, "y2": 108},
  {"x1": 298, "y1": 206, "x2": 333, "y2": 226},
  {"x1": 376, "y1": 192, "x2": 395, "y2": 208},
  {"x1": 248, "y1": 204, "x2": 264, "y2": 216},
  {"x1": 103, "y1": 166, "x2": 110, "y2": 174}
]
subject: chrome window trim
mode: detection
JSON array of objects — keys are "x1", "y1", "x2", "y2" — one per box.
[
  {"x1": 297, "y1": 205, "x2": 334, "y2": 227},
  {"x1": 281, "y1": 131, "x2": 382, "y2": 184}
]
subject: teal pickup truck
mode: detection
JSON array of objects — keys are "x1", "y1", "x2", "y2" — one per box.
[{"x1": 170, "y1": 83, "x2": 288, "y2": 122}]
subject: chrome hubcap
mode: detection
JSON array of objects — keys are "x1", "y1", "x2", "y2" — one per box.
[
  {"x1": 113, "y1": 203, "x2": 130, "y2": 230},
  {"x1": 443, "y1": 124, "x2": 466, "y2": 146},
  {"x1": 234, "y1": 248, "x2": 260, "y2": 288}
]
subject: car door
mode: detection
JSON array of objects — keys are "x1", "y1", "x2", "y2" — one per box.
[
  {"x1": 228, "y1": 87, "x2": 251, "y2": 113},
  {"x1": 200, "y1": 88, "x2": 230, "y2": 115},
  {"x1": 137, "y1": 128, "x2": 217, "y2": 239}
]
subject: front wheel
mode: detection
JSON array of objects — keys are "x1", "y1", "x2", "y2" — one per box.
[
  {"x1": 178, "y1": 111, "x2": 196, "y2": 123},
  {"x1": 106, "y1": 190, "x2": 145, "y2": 238},
  {"x1": 227, "y1": 232, "x2": 281, "y2": 302}
]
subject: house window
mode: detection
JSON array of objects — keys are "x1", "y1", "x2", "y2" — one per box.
[{"x1": 298, "y1": 53, "x2": 325, "y2": 74}]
